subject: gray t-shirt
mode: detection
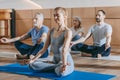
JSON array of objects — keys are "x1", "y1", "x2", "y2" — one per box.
[{"x1": 88, "y1": 23, "x2": 112, "y2": 46}]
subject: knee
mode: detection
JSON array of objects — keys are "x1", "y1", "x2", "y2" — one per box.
[
  {"x1": 29, "y1": 61, "x2": 44, "y2": 71},
  {"x1": 14, "y1": 41, "x2": 21, "y2": 47},
  {"x1": 29, "y1": 62, "x2": 39, "y2": 71},
  {"x1": 102, "y1": 47, "x2": 111, "y2": 56},
  {"x1": 29, "y1": 62, "x2": 36, "y2": 70},
  {"x1": 55, "y1": 66, "x2": 62, "y2": 77},
  {"x1": 14, "y1": 41, "x2": 18, "y2": 46}
]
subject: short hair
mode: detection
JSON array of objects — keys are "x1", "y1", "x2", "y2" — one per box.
[
  {"x1": 97, "y1": 10, "x2": 106, "y2": 15},
  {"x1": 54, "y1": 7, "x2": 68, "y2": 16},
  {"x1": 35, "y1": 13, "x2": 44, "y2": 21}
]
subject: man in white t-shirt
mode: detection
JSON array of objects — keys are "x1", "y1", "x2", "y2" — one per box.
[{"x1": 70, "y1": 10, "x2": 112, "y2": 58}]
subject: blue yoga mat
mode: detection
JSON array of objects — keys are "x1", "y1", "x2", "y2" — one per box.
[{"x1": 0, "y1": 63, "x2": 115, "y2": 80}]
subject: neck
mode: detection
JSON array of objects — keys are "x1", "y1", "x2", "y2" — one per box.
[
  {"x1": 74, "y1": 26, "x2": 80, "y2": 30},
  {"x1": 56, "y1": 26, "x2": 66, "y2": 32},
  {"x1": 36, "y1": 25, "x2": 42, "y2": 30}
]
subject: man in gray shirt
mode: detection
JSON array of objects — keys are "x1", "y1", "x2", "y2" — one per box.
[{"x1": 70, "y1": 10, "x2": 112, "y2": 58}]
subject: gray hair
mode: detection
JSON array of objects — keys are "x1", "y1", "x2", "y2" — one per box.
[
  {"x1": 36, "y1": 13, "x2": 44, "y2": 21},
  {"x1": 73, "y1": 16, "x2": 82, "y2": 28},
  {"x1": 73, "y1": 16, "x2": 81, "y2": 22}
]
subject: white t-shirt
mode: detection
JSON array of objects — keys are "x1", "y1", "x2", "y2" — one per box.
[{"x1": 88, "y1": 23, "x2": 112, "y2": 46}]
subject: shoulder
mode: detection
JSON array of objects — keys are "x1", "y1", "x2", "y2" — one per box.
[
  {"x1": 49, "y1": 28, "x2": 54, "y2": 34},
  {"x1": 66, "y1": 28, "x2": 72, "y2": 33},
  {"x1": 28, "y1": 27, "x2": 35, "y2": 32},
  {"x1": 41, "y1": 25, "x2": 50, "y2": 33},
  {"x1": 104, "y1": 23, "x2": 112, "y2": 28},
  {"x1": 103, "y1": 23, "x2": 112, "y2": 32},
  {"x1": 89, "y1": 24, "x2": 96, "y2": 30},
  {"x1": 42, "y1": 25, "x2": 49, "y2": 30},
  {"x1": 89, "y1": 24, "x2": 96, "y2": 28}
]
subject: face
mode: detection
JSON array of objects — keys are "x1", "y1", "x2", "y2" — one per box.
[
  {"x1": 96, "y1": 11, "x2": 105, "y2": 23},
  {"x1": 73, "y1": 18, "x2": 80, "y2": 28},
  {"x1": 33, "y1": 14, "x2": 43, "y2": 29},
  {"x1": 54, "y1": 10, "x2": 65, "y2": 26}
]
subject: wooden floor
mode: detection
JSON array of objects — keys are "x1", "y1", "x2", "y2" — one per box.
[{"x1": 0, "y1": 45, "x2": 120, "y2": 80}]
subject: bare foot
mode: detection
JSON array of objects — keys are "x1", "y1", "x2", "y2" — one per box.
[
  {"x1": 17, "y1": 59, "x2": 29, "y2": 65},
  {"x1": 97, "y1": 54, "x2": 102, "y2": 59},
  {"x1": 81, "y1": 53, "x2": 92, "y2": 57}
]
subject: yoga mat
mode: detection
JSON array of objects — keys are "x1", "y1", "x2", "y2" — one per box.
[{"x1": 0, "y1": 63, "x2": 115, "y2": 80}]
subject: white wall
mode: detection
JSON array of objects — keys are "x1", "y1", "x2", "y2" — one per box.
[
  {"x1": 0, "y1": 0, "x2": 42, "y2": 10},
  {"x1": 32, "y1": 0, "x2": 120, "y2": 9},
  {"x1": 0, "y1": 0, "x2": 120, "y2": 10}
]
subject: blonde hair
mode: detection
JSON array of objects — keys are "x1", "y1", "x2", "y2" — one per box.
[
  {"x1": 54, "y1": 7, "x2": 68, "y2": 26},
  {"x1": 54, "y1": 7, "x2": 68, "y2": 16}
]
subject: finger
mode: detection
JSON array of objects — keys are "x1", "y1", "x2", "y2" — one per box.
[{"x1": 1, "y1": 39, "x2": 6, "y2": 42}]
